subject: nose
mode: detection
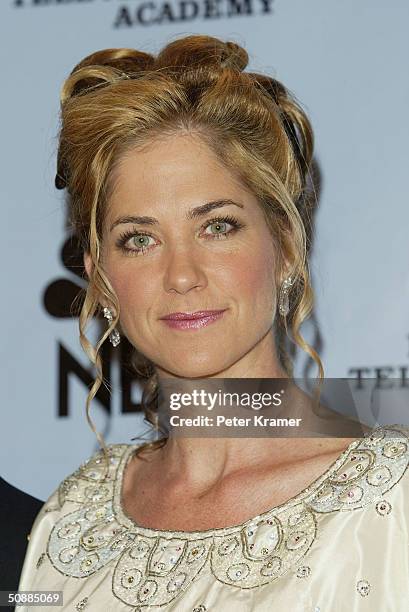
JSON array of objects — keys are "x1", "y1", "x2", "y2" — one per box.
[{"x1": 163, "y1": 244, "x2": 207, "y2": 295}]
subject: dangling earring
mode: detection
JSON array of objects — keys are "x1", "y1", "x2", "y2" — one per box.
[
  {"x1": 102, "y1": 307, "x2": 121, "y2": 347},
  {"x1": 278, "y1": 276, "x2": 295, "y2": 317}
]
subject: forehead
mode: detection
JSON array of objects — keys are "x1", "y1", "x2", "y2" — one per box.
[{"x1": 105, "y1": 133, "x2": 258, "y2": 221}]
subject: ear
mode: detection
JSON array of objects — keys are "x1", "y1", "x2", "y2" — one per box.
[
  {"x1": 280, "y1": 256, "x2": 294, "y2": 284},
  {"x1": 83, "y1": 251, "x2": 93, "y2": 282}
]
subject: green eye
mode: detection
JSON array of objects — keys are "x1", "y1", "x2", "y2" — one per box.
[
  {"x1": 132, "y1": 235, "x2": 151, "y2": 247},
  {"x1": 209, "y1": 221, "x2": 227, "y2": 234}
]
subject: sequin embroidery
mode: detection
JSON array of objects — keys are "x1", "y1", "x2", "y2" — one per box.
[
  {"x1": 75, "y1": 597, "x2": 89, "y2": 610},
  {"x1": 356, "y1": 579, "x2": 371, "y2": 596}
]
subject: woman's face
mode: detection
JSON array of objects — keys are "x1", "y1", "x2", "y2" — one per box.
[{"x1": 85, "y1": 132, "x2": 283, "y2": 378}]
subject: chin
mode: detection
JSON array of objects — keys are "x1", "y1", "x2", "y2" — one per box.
[{"x1": 157, "y1": 358, "x2": 229, "y2": 379}]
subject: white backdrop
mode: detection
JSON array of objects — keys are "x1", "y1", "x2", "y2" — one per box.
[{"x1": 1, "y1": 0, "x2": 408, "y2": 500}]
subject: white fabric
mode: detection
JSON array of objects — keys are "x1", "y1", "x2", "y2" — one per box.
[{"x1": 17, "y1": 424, "x2": 409, "y2": 611}]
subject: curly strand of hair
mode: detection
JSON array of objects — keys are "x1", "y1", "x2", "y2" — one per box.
[
  {"x1": 78, "y1": 288, "x2": 111, "y2": 478},
  {"x1": 76, "y1": 182, "x2": 120, "y2": 476},
  {"x1": 287, "y1": 262, "x2": 325, "y2": 412}
]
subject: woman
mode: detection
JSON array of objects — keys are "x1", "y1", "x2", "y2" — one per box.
[{"x1": 17, "y1": 34, "x2": 409, "y2": 611}]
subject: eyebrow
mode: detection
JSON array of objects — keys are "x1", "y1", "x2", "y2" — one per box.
[{"x1": 109, "y1": 199, "x2": 245, "y2": 232}]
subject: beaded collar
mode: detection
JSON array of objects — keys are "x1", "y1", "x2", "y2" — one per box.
[{"x1": 46, "y1": 424, "x2": 409, "y2": 608}]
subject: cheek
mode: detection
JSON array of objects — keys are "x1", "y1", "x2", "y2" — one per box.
[
  {"x1": 220, "y1": 246, "x2": 276, "y2": 304},
  {"x1": 105, "y1": 264, "x2": 155, "y2": 328}
]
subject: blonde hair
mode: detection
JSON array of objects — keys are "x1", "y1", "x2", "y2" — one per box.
[{"x1": 55, "y1": 34, "x2": 323, "y2": 456}]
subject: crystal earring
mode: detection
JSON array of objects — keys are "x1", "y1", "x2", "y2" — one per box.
[
  {"x1": 278, "y1": 276, "x2": 295, "y2": 317},
  {"x1": 102, "y1": 307, "x2": 121, "y2": 347}
]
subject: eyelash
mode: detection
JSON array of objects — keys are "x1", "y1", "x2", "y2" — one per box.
[{"x1": 115, "y1": 214, "x2": 246, "y2": 256}]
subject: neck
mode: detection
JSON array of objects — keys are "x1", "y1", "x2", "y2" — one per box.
[{"x1": 152, "y1": 384, "x2": 323, "y2": 492}]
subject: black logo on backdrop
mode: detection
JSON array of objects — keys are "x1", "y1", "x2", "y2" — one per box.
[
  {"x1": 13, "y1": 0, "x2": 275, "y2": 27},
  {"x1": 43, "y1": 234, "x2": 144, "y2": 418}
]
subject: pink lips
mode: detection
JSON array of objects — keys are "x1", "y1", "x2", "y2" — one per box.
[{"x1": 160, "y1": 310, "x2": 227, "y2": 330}]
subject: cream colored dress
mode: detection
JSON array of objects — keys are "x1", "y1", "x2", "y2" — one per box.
[{"x1": 17, "y1": 424, "x2": 409, "y2": 611}]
